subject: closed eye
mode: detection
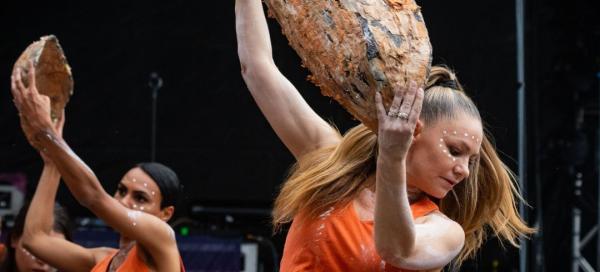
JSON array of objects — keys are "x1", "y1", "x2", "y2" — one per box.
[{"x1": 449, "y1": 147, "x2": 461, "y2": 156}]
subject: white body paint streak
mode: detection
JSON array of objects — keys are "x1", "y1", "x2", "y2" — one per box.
[{"x1": 127, "y1": 210, "x2": 142, "y2": 227}]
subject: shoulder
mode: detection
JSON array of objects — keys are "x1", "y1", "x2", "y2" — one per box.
[
  {"x1": 90, "y1": 247, "x2": 118, "y2": 264},
  {"x1": 417, "y1": 212, "x2": 465, "y2": 250}
]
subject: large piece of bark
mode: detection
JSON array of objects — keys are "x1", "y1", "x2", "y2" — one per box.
[
  {"x1": 264, "y1": 0, "x2": 432, "y2": 130},
  {"x1": 13, "y1": 35, "x2": 73, "y2": 123}
]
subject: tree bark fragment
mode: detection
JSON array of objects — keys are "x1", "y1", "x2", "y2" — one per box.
[
  {"x1": 13, "y1": 35, "x2": 73, "y2": 123},
  {"x1": 264, "y1": 0, "x2": 432, "y2": 130}
]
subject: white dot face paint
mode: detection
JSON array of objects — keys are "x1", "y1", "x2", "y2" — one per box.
[
  {"x1": 143, "y1": 183, "x2": 148, "y2": 188},
  {"x1": 132, "y1": 178, "x2": 137, "y2": 183},
  {"x1": 440, "y1": 128, "x2": 481, "y2": 163},
  {"x1": 439, "y1": 134, "x2": 454, "y2": 162}
]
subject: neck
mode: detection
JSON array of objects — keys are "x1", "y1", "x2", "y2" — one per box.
[
  {"x1": 368, "y1": 174, "x2": 425, "y2": 204},
  {"x1": 119, "y1": 236, "x2": 134, "y2": 248},
  {"x1": 406, "y1": 185, "x2": 425, "y2": 204}
]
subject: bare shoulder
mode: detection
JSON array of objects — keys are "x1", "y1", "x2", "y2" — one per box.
[
  {"x1": 416, "y1": 210, "x2": 459, "y2": 226},
  {"x1": 416, "y1": 211, "x2": 465, "y2": 248},
  {"x1": 90, "y1": 247, "x2": 118, "y2": 263}
]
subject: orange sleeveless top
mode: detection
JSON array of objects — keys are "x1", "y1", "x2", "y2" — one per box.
[
  {"x1": 90, "y1": 244, "x2": 185, "y2": 272},
  {"x1": 280, "y1": 197, "x2": 439, "y2": 272}
]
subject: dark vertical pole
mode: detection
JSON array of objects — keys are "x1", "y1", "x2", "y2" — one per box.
[
  {"x1": 149, "y1": 72, "x2": 163, "y2": 162},
  {"x1": 515, "y1": 0, "x2": 528, "y2": 271},
  {"x1": 597, "y1": 71, "x2": 600, "y2": 270}
]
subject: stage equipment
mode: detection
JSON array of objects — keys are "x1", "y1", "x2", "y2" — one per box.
[
  {"x1": 189, "y1": 205, "x2": 279, "y2": 271},
  {"x1": 148, "y1": 72, "x2": 163, "y2": 162},
  {"x1": 571, "y1": 90, "x2": 596, "y2": 272},
  {"x1": 0, "y1": 173, "x2": 26, "y2": 217},
  {"x1": 515, "y1": 0, "x2": 529, "y2": 270}
]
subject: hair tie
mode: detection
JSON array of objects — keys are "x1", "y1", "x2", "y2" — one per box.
[{"x1": 436, "y1": 79, "x2": 459, "y2": 90}]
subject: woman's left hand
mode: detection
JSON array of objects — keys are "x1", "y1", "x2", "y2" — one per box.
[
  {"x1": 11, "y1": 61, "x2": 56, "y2": 150},
  {"x1": 375, "y1": 81, "x2": 424, "y2": 162}
]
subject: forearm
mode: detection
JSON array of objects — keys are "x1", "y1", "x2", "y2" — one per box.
[
  {"x1": 34, "y1": 130, "x2": 107, "y2": 209},
  {"x1": 235, "y1": 0, "x2": 274, "y2": 68},
  {"x1": 23, "y1": 164, "x2": 60, "y2": 239},
  {"x1": 374, "y1": 154, "x2": 416, "y2": 260}
]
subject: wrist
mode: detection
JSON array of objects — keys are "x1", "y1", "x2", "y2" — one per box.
[
  {"x1": 33, "y1": 129, "x2": 63, "y2": 152},
  {"x1": 377, "y1": 149, "x2": 407, "y2": 164},
  {"x1": 42, "y1": 162, "x2": 60, "y2": 176}
]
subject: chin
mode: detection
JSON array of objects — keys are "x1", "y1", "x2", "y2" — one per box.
[{"x1": 426, "y1": 188, "x2": 449, "y2": 200}]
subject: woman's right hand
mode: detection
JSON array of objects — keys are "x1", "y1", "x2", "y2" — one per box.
[
  {"x1": 375, "y1": 82, "x2": 424, "y2": 162},
  {"x1": 11, "y1": 61, "x2": 57, "y2": 151}
]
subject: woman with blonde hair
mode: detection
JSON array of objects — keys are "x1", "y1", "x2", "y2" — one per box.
[{"x1": 236, "y1": 0, "x2": 534, "y2": 271}]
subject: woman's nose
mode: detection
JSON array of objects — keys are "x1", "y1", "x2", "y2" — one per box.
[{"x1": 453, "y1": 160, "x2": 470, "y2": 180}]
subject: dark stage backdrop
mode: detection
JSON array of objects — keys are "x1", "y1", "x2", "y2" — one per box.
[{"x1": 1, "y1": 1, "x2": 523, "y2": 271}]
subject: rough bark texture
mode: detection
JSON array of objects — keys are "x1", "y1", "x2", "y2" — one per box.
[
  {"x1": 264, "y1": 0, "x2": 432, "y2": 131},
  {"x1": 13, "y1": 35, "x2": 73, "y2": 123}
]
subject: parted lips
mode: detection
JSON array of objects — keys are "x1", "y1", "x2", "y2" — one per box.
[
  {"x1": 13, "y1": 35, "x2": 73, "y2": 123},
  {"x1": 264, "y1": 0, "x2": 432, "y2": 131}
]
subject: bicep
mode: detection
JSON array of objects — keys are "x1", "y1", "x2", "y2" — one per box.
[
  {"x1": 242, "y1": 62, "x2": 340, "y2": 159},
  {"x1": 25, "y1": 235, "x2": 100, "y2": 272},
  {"x1": 388, "y1": 213, "x2": 465, "y2": 270}
]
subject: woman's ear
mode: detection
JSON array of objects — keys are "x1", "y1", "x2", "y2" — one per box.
[
  {"x1": 413, "y1": 119, "x2": 424, "y2": 139},
  {"x1": 160, "y1": 206, "x2": 175, "y2": 222}
]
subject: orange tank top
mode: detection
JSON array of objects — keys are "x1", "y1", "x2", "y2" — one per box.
[
  {"x1": 90, "y1": 244, "x2": 185, "y2": 272},
  {"x1": 280, "y1": 197, "x2": 439, "y2": 272}
]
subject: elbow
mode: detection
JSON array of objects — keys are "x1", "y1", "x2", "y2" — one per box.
[
  {"x1": 21, "y1": 231, "x2": 41, "y2": 252},
  {"x1": 239, "y1": 58, "x2": 275, "y2": 82},
  {"x1": 377, "y1": 244, "x2": 414, "y2": 267},
  {"x1": 375, "y1": 239, "x2": 416, "y2": 265}
]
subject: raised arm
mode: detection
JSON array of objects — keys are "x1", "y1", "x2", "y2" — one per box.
[
  {"x1": 11, "y1": 64, "x2": 180, "y2": 271},
  {"x1": 373, "y1": 84, "x2": 464, "y2": 270},
  {"x1": 22, "y1": 160, "x2": 113, "y2": 272},
  {"x1": 235, "y1": 0, "x2": 340, "y2": 159}
]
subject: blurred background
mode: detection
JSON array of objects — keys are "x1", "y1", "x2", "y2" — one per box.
[{"x1": 0, "y1": 0, "x2": 599, "y2": 271}]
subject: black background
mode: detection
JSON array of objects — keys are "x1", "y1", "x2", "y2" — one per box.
[{"x1": 1, "y1": 0, "x2": 599, "y2": 271}]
